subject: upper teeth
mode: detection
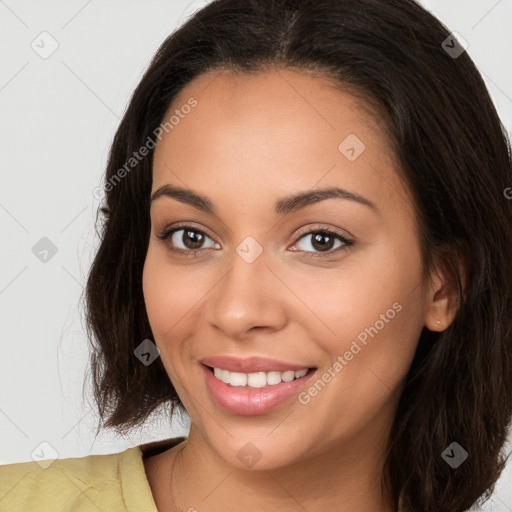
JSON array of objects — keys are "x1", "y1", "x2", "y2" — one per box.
[{"x1": 213, "y1": 368, "x2": 308, "y2": 388}]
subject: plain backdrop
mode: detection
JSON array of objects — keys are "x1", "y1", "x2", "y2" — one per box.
[{"x1": 1, "y1": 1, "x2": 511, "y2": 509}]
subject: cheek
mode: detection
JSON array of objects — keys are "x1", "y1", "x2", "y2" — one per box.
[
  {"x1": 142, "y1": 245, "x2": 225, "y2": 378},
  {"x1": 312, "y1": 247, "x2": 425, "y2": 405},
  {"x1": 142, "y1": 248, "x2": 196, "y2": 347},
  {"x1": 293, "y1": 241, "x2": 424, "y2": 342},
  {"x1": 292, "y1": 260, "x2": 425, "y2": 442},
  {"x1": 143, "y1": 244, "x2": 204, "y2": 319},
  {"x1": 142, "y1": 249, "x2": 200, "y2": 389},
  {"x1": 297, "y1": 238, "x2": 425, "y2": 380}
]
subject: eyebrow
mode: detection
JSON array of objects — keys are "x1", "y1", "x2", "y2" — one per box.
[{"x1": 150, "y1": 184, "x2": 379, "y2": 215}]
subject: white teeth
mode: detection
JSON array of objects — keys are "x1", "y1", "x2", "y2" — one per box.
[
  {"x1": 281, "y1": 371, "x2": 295, "y2": 382},
  {"x1": 229, "y1": 372, "x2": 248, "y2": 387},
  {"x1": 212, "y1": 367, "x2": 310, "y2": 387},
  {"x1": 266, "y1": 371, "x2": 282, "y2": 385},
  {"x1": 247, "y1": 372, "x2": 267, "y2": 388}
]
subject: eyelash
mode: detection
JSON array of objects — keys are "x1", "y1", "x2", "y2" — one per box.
[{"x1": 156, "y1": 223, "x2": 353, "y2": 259}]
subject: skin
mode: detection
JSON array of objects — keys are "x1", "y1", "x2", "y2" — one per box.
[{"x1": 142, "y1": 68, "x2": 459, "y2": 512}]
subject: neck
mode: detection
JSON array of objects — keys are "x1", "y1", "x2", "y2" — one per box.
[{"x1": 167, "y1": 426, "x2": 396, "y2": 512}]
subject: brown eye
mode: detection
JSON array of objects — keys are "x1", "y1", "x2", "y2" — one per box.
[
  {"x1": 157, "y1": 226, "x2": 220, "y2": 255},
  {"x1": 292, "y1": 229, "x2": 352, "y2": 256},
  {"x1": 180, "y1": 229, "x2": 205, "y2": 249},
  {"x1": 310, "y1": 233, "x2": 336, "y2": 252}
]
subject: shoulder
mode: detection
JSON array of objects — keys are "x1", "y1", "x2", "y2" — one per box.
[
  {"x1": 0, "y1": 448, "x2": 144, "y2": 512},
  {"x1": 0, "y1": 437, "x2": 185, "y2": 512}
]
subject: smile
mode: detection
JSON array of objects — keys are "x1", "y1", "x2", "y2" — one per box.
[
  {"x1": 212, "y1": 367, "x2": 309, "y2": 387},
  {"x1": 200, "y1": 356, "x2": 317, "y2": 415}
]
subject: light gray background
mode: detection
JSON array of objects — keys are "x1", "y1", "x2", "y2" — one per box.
[{"x1": 1, "y1": 1, "x2": 511, "y2": 509}]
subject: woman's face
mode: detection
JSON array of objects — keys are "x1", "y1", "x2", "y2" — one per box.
[{"x1": 143, "y1": 68, "x2": 434, "y2": 470}]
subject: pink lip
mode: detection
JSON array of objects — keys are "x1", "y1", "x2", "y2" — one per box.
[
  {"x1": 200, "y1": 355, "x2": 311, "y2": 373},
  {"x1": 201, "y1": 363, "x2": 316, "y2": 416}
]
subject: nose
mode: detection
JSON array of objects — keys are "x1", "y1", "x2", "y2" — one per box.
[{"x1": 205, "y1": 244, "x2": 289, "y2": 340}]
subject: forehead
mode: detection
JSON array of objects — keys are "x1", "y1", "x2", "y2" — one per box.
[
  {"x1": 156, "y1": 68, "x2": 385, "y2": 153},
  {"x1": 151, "y1": 68, "x2": 406, "y2": 213}
]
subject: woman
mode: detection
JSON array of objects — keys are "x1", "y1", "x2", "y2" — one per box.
[{"x1": 1, "y1": 0, "x2": 511, "y2": 511}]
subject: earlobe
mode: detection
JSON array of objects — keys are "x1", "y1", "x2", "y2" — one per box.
[{"x1": 423, "y1": 258, "x2": 463, "y2": 332}]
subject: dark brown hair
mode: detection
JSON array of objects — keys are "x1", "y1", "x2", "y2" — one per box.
[{"x1": 85, "y1": 1, "x2": 512, "y2": 510}]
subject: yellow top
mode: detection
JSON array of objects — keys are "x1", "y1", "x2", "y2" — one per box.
[{"x1": 0, "y1": 437, "x2": 185, "y2": 512}]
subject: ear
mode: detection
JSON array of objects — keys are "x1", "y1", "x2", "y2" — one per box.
[{"x1": 424, "y1": 249, "x2": 465, "y2": 332}]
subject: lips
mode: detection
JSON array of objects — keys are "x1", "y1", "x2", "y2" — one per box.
[{"x1": 200, "y1": 356, "x2": 317, "y2": 415}]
